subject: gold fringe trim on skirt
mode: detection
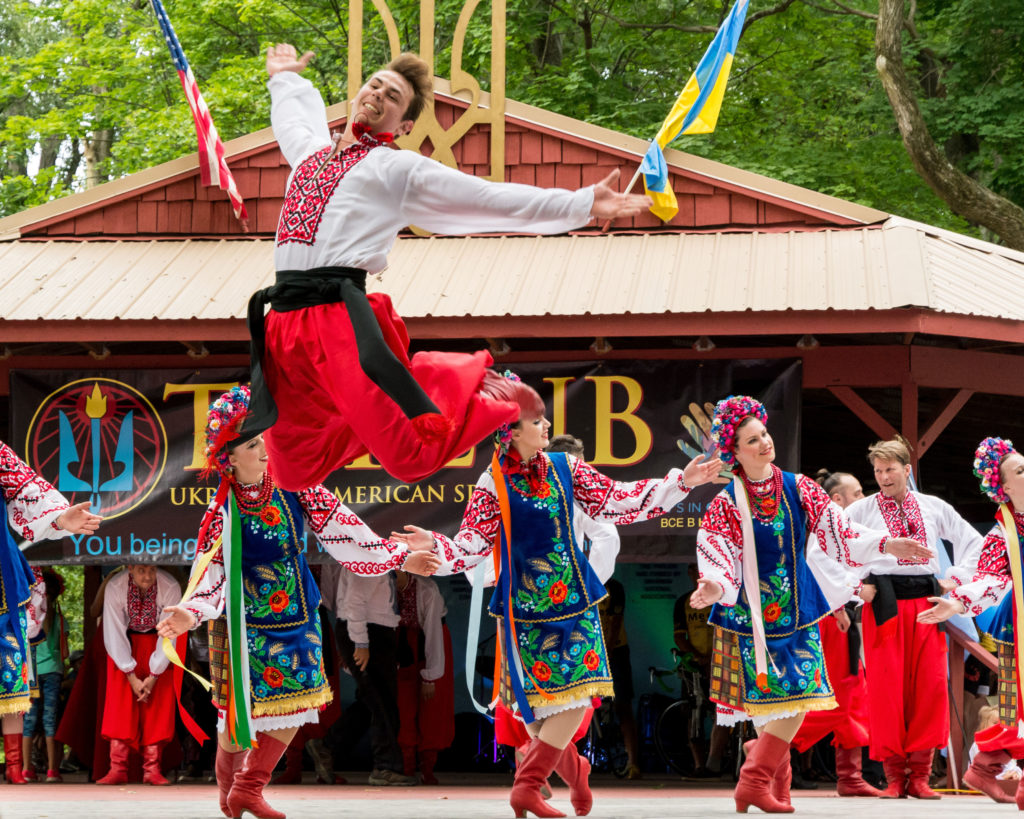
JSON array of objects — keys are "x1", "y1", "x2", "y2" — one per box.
[
  {"x1": 742, "y1": 694, "x2": 837, "y2": 718},
  {"x1": 251, "y1": 684, "x2": 333, "y2": 718},
  {"x1": 525, "y1": 681, "x2": 613, "y2": 711},
  {"x1": 0, "y1": 696, "x2": 30, "y2": 717}
]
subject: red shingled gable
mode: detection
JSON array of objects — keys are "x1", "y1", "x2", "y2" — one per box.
[{"x1": 16, "y1": 94, "x2": 852, "y2": 240}]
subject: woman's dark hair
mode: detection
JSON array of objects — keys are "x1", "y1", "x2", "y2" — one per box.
[
  {"x1": 816, "y1": 469, "x2": 854, "y2": 495},
  {"x1": 486, "y1": 376, "x2": 544, "y2": 423}
]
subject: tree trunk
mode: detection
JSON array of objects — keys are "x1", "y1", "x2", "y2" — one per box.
[
  {"x1": 81, "y1": 128, "x2": 112, "y2": 190},
  {"x1": 875, "y1": 0, "x2": 1024, "y2": 250}
]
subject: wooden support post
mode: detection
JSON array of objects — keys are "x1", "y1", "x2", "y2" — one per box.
[
  {"x1": 901, "y1": 374, "x2": 919, "y2": 471},
  {"x1": 948, "y1": 639, "x2": 965, "y2": 790},
  {"x1": 83, "y1": 565, "x2": 101, "y2": 645}
]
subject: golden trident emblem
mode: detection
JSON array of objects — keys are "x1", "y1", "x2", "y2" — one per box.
[{"x1": 346, "y1": 0, "x2": 507, "y2": 181}]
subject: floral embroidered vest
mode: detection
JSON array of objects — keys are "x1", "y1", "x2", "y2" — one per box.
[
  {"x1": 709, "y1": 470, "x2": 830, "y2": 637},
  {"x1": 239, "y1": 489, "x2": 321, "y2": 630},
  {"x1": 488, "y1": 452, "x2": 607, "y2": 622}
]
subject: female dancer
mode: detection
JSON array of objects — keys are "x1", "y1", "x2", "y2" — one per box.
[
  {"x1": 156, "y1": 386, "x2": 440, "y2": 819},
  {"x1": 944, "y1": 437, "x2": 1024, "y2": 806},
  {"x1": 688, "y1": 396, "x2": 931, "y2": 814},
  {"x1": 394, "y1": 373, "x2": 723, "y2": 817},
  {"x1": 0, "y1": 441, "x2": 100, "y2": 782}
]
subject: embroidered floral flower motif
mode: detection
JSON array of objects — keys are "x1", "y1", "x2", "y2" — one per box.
[
  {"x1": 269, "y1": 590, "x2": 290, "y2": 613},
  {"x1": 534, "y1": 482, "x2": 552, "y2": 499},
  {"x1": 263, "y1": 667, "x2": 285, "y2": 688},
  {"x1": 548, "y1": 581, "x2": 568, "y2": 605},
  {"x1": 532, "y1": 661, "x2": 552, "y2": 682},
  {"x1": 813, "y1": 668, "x2": 822, "y2": 687},
  {"x1": 583, "y1": 650, "x2": 601, "y2": 671},
  {"x1": 261, "y1": 506, "x2": 282, "y2": 527},
  {"x1": 763, "y1": 602, "x2": 782, "y2": 623}
]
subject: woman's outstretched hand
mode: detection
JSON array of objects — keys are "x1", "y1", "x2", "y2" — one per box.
[
  {"x1": 688, "y1": 578, "x2": 723, "y2": 610},
  {"x1": 682, "y1": 453, "x2": 725, "y2": 488},
  {"x1": 403, "y1": 551, "x2": 441, "y2": 576},
  {"x1": 56, "y1": 501, "x2": 102, "y2": 535},
  {"x1": 156, "y1": 605, "x2": 196, "y2": 640},
  {"x1": 390, "y1": 524, "x2": 437, "y2": 551},
  {"x1": 266, "y1": 43, "x2": 315, "y2": 77}
]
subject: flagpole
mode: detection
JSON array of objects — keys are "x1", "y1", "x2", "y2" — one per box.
[{"x1": 601, "y1": 141, "x2": 655, "y2": 232}]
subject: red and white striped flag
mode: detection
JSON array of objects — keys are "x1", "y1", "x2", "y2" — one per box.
[{"x1": 149, "y1": 0, "x2": 248, "y2": 227}]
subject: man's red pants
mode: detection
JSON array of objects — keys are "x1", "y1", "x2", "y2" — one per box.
[{"x1": 861, "y1": 597, "x2": 949, "y2": 760}]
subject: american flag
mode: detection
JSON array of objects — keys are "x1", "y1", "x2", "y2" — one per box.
[{"x1": 149, "y1": 0, "x2": 248, "y2": 227}]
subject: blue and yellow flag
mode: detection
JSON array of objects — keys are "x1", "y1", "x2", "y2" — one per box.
[{"x1": 641, "y1": 0, "x2": 749, "y2": 221}]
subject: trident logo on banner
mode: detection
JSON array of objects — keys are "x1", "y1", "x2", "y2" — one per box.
[{"x1": 57, "y1": 383, "x2": 135, "y2": 514}]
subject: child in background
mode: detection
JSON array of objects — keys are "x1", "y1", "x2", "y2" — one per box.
[{"x1": 23, "y1": 568, "x2": 68, "y2": 782}]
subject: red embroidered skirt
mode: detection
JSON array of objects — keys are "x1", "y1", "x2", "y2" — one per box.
[{"x1": 263, "y1": 293, "x2": 518, "y2": 490}]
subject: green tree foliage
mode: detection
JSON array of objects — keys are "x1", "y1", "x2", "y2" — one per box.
[{"x1": 1, "y1": 0, "x2": 1022, "y2": 242}]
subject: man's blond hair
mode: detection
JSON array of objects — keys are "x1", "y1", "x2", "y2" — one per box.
[{"x1": 866, "y1": 436, "x2": 912, "y2": 467}]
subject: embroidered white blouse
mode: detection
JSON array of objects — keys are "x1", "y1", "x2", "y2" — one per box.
[
  {"x1": 268, "y1": 71, "x2": 595, "y2": 274},
  {"x1": 844, "y1": 490, "x2": 983, "y2": 593}
]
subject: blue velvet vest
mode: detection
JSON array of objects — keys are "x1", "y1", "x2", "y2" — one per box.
[{"x1": 708, "y1": 470, "x2": 831, "y2": 636}]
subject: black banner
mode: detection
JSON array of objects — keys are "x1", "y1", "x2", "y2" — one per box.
[{"x1": 9, "y1": 359, "x2": 801, "y2": 564}]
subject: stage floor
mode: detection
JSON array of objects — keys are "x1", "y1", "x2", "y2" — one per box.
[{"x1": 0, "y1": 773, "x2": 1008, "y2": 819}]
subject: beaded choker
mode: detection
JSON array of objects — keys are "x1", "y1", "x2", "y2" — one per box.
[
  {"x1": 232, "y1": 472, "x2": 274, "y2": 516},
  {"x1": 742, "y1": 465, "x2": 785, "y2": 534}
]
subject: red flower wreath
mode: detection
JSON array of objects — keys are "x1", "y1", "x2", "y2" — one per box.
[
  {"x1": 261, "y1": 506, "x2": 282, "y2": 527},
  {"x1": 583, "y1": 650, "x2": 600, "y2": 671},
  {"x1": 263, "y1": 667, "x2": 285, "y2": 688},
  {"x1": 269, "y1": 590, "x2": 290, "y2": 613},
  {"x1": 763, "y1": 602, "x2": 781, "y2": 623},
  {"x1": 548, "y1": 581, "x2": 568, "y2": 605},
  {"x1": 532, "y1": 661, "x2": 552, "y2": 682}
]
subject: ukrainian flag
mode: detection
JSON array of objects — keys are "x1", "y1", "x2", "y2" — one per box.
[{"x1": 642, "y1": 0, "x2": 749, "y2": 221}]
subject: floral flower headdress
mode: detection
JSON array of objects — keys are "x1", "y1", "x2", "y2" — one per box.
[
  {"x1": 973, "y1": 436, "x2": 1016, "y2": 503},
  {"x1": 493, "y1": 370, "x2": 523, "y2": 454},
  {"x1": 710, "y1": 395, "x2": 768, "y2": 467},
  {"x1": 202, "y1": 385, "x2": 253, "y2": 479}
]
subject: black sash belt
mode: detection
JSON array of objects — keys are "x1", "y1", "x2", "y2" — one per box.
[
  {"x1": 866, "y1": 573, "x2": 939, "y2": 628},
  {"x1": 246, "y1": 266, "x2": 440, "y2": 435},
  {"x1": 843, "y1": 602, "x2": 862, "y2": 672}
]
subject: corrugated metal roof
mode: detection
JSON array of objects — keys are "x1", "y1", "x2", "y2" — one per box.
[{"x1": 2, "y1": 219, "x2": 1022, "y2": 323}]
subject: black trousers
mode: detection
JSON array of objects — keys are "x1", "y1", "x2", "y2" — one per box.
[{"x1": 334, "y1": 622, "x2": 402, "y2": 772}]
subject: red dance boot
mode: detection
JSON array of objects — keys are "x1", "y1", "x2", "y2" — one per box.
[
  {"x1": 419, "y1": 749, "x2": 439, "y2": 786},
  {"x1": 271, "y1": 741, "x2": 303, "y2": 785},
  {"x1": 96, "y1": 739, "x2": 130, "y2": 785},
  {"x1": 742, "y1": 739, "x2": 790, "y2": 806},
  {"x1": 216, "y1": 745, "x2": 248, "y2": 818},
  {"x1": 226, "y1": 734, "x2": 289, "y2": 819},
  {"x1": 517, "y1": 743, "x2": 553, "y2": 800},
  {"x1": 772, "y1": 747, "x2": 792, "y2": 807},
  {"x1": 878, "y1": 755, "x2": 907, "y2": 798},
  {"x1": 509, "y1": 739, "x2": 566, "y2": 819},
  {"x1": 734, "y1": 733, "x2": 795, "y2": 814},
  {"x1": 553, "y1": 744, "x2": 592, "y2": 816},
  {"x1": 4, "y1": 733, "x2": 26, "y2": 784},
  {"x1": 835, "y1": 746, "x2": 882, "y2": 797},
  {"x1": 142, "y1": 744, "x2": 170, "y2": 786},
  {"x1": 905, "y1": 749, "x2": 940, "y2": 799},
  {"x1": 1016, "y1": 775, "x2": 1024, "y2": 810},
  {"x1": 965, "y1": 750, "x2": 1015, "y2": 804}
]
